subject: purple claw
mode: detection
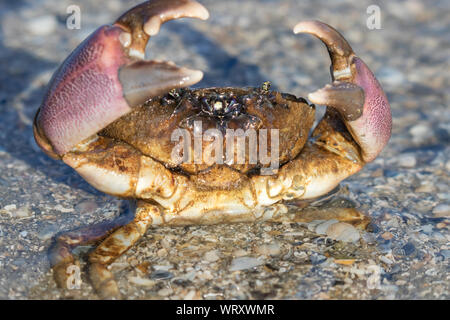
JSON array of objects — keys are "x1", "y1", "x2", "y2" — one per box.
[
  {"x1": 34, "y1": 0, "x2": 208, "y2": 156},
  {"x1": 294, "y1": 21, "x2": 392, "y2": 163}
]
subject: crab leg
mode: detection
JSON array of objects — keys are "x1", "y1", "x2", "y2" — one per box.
[
  {"x1": 49, "y1": 201, "x2": 136, "y2": 294},
  {"x1": 34, "y1": 0, "x2": 208, "y2": 158},
  {"x1": 88, "y1": 202, "x2": 159, "y2": 299},
  {"x1": 294, "y1": 21, "x2": 392, "y2": 163}
]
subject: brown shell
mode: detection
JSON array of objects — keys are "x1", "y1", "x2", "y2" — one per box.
[{"x1": 100, "y1": 87, "x2": 315, "y2": 174}]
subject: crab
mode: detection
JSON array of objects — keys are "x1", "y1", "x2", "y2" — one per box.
[{"x1": 33, "y1": 0, "x2": 391, "y2": 299}]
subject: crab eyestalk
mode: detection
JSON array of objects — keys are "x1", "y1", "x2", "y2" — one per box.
[
  {"x1": 294, "y1": 21, "x2": 392, "y2": 163},
  {"x1": 34, "y1": 0, "x2": 208, "y2": 157}
]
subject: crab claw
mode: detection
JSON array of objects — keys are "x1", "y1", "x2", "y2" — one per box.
[
  {"x1": 294, "y1": 21, "x2": 392, "y2": 163},
  {"x1": 34, "y1": 0, "x2": 209, "y2": 157}
]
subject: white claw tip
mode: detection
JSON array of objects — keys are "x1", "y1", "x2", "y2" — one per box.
[
  {"x1": 194, "y1": 4, "x2": 210, "y2": 20},
  {"x1": 307, "y1": 90, "x2": 327, "y2": 105},
  {"x1": 185, "y1": 69, "x2": 204, "y2": 85},
  {"x1": 119, "y1": 31, "x2": 132, "y2": 47},
  {"x1": 293, "y1": 21, "x2": 310, "y2": 34},
  {"x1": 144, "y1": 16, "x2": 162, "y2": 36},
  {"x1": 186, "y1": 0, "x2": 210, "y2": 20},
  {"x1": 128, "y1": 48, "x2": 145, "y2": 60},
  {"x1": 293, "y1": 20, "x2": 328, "y2": 35},
  {"x1": 143, "y1": 1, "x2": 209, "y2": 37}
]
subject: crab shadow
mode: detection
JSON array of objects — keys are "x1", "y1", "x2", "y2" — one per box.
[{"x1": 0, "y1": 20, "x2": 269, "y2": 195}]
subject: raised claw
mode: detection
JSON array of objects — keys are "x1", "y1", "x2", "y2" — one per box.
[
  {"x1": 34, "y1": 0, "x2": 208, "y2": 156},
  {"x1": 294, "y1": 20, "x2": 392, "y2": 163},
  {"x1": 115, "y1": 0, "x2": 209, "y2": 57},
  {"x1": 294, "y1": 21, "x2": 354, "y2": 79}
]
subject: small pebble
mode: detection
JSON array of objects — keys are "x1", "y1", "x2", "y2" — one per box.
[
  {"x1": 402, "y1": 243, "x2": 416, "y2": 256},
  {"x1": 75, "y1": 200, "x2": 98, "y2": 214},
  {"x1": 150, "y1": 270, "x2": 173, "y2": 280},
  {"x1": 420, "y1": 224, "x2": 434, "y2": 235},
  {"x1": 314, "y1": 219, "x2": 338, "y2": 235},
  {"x1": 307, "y1": 220, "x2": 325, "y2": 232},
  {"x1": 37, "y1": 225, "x2": 57, "y2": 241},
  {"x1": 160, "y1": 239, "x2": 172, "y2": 249},
  {"x1": 432, "y1": 204, "x2": 450, "y2": 218},
  {"x1": 409, "y1": 123, "x2": 434, "y2": 144},
  {"x1": 3, "y1": 204, "x2": 16, "y2": 211},
  {"x1": 326, "y1": 222, "x2": 360, "y2": 242},
  {"x1": 334, "y1": 259, "x2": 355, "y2": 266},
  {"x1": 431, "y1": 232, "x2": 446, "y2": 241},
  {"x1": 255, "y1": 243, "x2": 281, "y2": 256},
  {"x1": 203, "y1": 250, "x2": 220, "y2": 262},
  {"x1": 229, "y1": 257, "x2": 264, "y2": 271},
  {"x1": 415, "y1": 184, "x2": 435, "y2": 193},
  {"x1": 309, "y1": 253, "x2": 327, "y2": 265},
  {"x1": 183, "y1": 290, "x2": 198, "y2": 300},
  {"x1": 439, "y1": 250, "x2": 450, "y2": 259},
  {"x1": 54, "y1": 204, "x2": 73, "y2": 213},
  {"x1": 380, "y1": 255, "x2": 394, "y2": 265},
  {"x1": 157, "y1": 248, "x2": 168, "y2": 257},
  {"x1": 232, "y1": 249, "x2": 248, "y2": 257},
  {"x1": 27, "y1": 15, "x2": 57, "y2": 36},
  {"x1": 344, "y1": 277, "x2": 353, "y2": 285},
  {"x1": 128, "y1": 276, "x2": 155, "y2": 287},
  {"x1": 409, "y1": 123, "x2": 430, "y2": 138},
  {"x1": 158, "y1": 287, "x2": 173, "y2": 297},
  {"x1": 152, "y1": 265, "x2": 172, "y2": 271},
  {"x1": 436, "y1": 222, "x2": 447, "y2": 229},
  {"x1": 198, "y1": 270, "x2": 214, "y2": 280},
  {"x1": 381, "y1": 232, "x2": 394, "y2": 240},
  {"x1": 377, "y1": 67, "x2": 405, "y2": 86},
  {"x1": 397, "y1": 154, "x2": 417, "y2": 168},
  {"x1": 12, "y1": 205, "x2": 32, "y2": 218}
]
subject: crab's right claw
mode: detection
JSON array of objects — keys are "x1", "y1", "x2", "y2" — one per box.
[
  {"x1": 294, "y1": 21, "x2": 392, "y2": 163},
  {"x1": 34, "y1": 0, "x2": 208, "y2": 158}
]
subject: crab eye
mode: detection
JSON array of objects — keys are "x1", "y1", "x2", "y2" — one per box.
[
  {"x1": 213, "y1": 101, "x2": 224, "y2": 112},
  {"x1": 225, "y1": 99, "x2": 238, "y2": 114}
]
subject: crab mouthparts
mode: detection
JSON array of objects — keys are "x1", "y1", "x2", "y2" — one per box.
[{"x1": 199, "y1": 94, "x2": 244, "y2": 118}]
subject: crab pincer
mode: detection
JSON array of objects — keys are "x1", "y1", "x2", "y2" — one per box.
[
  {"x1": 294, "y1": 21, "x2": 392, "y2": 162},
  {"x1": 34, "y1": 0, "x2": 208, "y2": 158},
  {"x1": 35, "y1": 0, "x2": 209, "y2": 298}
]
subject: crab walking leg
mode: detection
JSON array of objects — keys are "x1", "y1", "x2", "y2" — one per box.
[
  {"x1": 251, "y1": 138, "x2": 363, "y2": 208},
  {"x1": 294, "y1": 21, "x2": 392, "y2": 163},
  {"x1": 49, "y1": 201, "x2": 136, "y2": 291},
  {"x1": 88, "y1": 202, "x2": 159, "y2": 299}
]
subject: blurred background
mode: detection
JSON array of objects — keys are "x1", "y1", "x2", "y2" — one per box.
[{"x1": 0, "y1": 0, "x2": 448, "y2": 299}]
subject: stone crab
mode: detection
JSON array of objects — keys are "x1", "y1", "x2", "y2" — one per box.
[{"x1": 33, "y1": 0, "x2": 391, "y2": 298}]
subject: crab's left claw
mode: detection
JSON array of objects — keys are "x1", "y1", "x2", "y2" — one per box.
[
  {"x1": 34, "y1": 0, "x2": 209, "y2": 158},
  {"x1": 294, "y1": 21, "x2": 392, "y2": 163}
]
